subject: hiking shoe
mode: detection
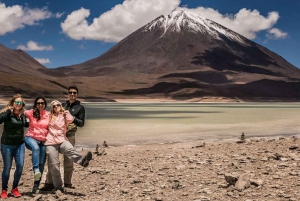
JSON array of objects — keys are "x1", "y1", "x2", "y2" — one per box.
[
  {"x1": 81, "y1": 151, "x2": 92, "y2": 167},
  {"x1": 64, "y1": 183, "x2": 74, "y2": 189},
  {"x1": 1, "y1": 190, "x2": 8, "y2": 199},
  {"x1": 11, "y1": 187, "x2": 21, "y2": 197},
  {"x1": 39, "y1": 183, "x2": 54, "y2": 191},
  {"x1": 34, "y1": 171, "x2": 41, "y2": 181},
  {"x1": 32, "y1": 185, "x2": 40, "y2": 194}
]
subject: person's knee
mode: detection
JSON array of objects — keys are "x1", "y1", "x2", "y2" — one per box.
[
  {"x1": 32, "y1": 146, "x2": 40, "y2": 152},
  {"x1": 15, "y1": 164, "x2": 24, "y2": 170}
]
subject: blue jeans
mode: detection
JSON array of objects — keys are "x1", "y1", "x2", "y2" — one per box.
[
  {"x1": 25, "y1": 136, "x2": 46, "y2": 186},
  {"x1": 1, "y1": 143, "x2": 25, "y2": 190}
]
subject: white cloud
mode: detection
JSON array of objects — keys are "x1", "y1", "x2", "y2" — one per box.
[
  {"x1": 11, "y1": 40, "x2": 16, "y2": 44},
  {"x1": 266, "y1": 28, "x2": 288, "y2": 39},
  {"x1": 55, "y1": 12, "x2": 64, "y2": 18},
  {"x1": 188, "y1": 7, "x2": 282, "y2": 40},
  {"x1": 17, "y1": 41, "x2": 53, "y2": 51},
  {"x1": 35, "y1": 58, "x2": 51, "y2": 64},
  {"x1": 0, "y1": 3, "x2": 52, "y2": 35},
  {"x1": 61, "y1": 0, "x2": 180, "y2": 42}
]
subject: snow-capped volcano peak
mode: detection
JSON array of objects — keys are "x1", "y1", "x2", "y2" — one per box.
[{"x1": 144, "y1": 9, "x2": 246, "y2": 43}]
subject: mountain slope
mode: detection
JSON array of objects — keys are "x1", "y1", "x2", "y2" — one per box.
[{"x1": 54, "y1": 10, "x2": 300, "y2": 100}]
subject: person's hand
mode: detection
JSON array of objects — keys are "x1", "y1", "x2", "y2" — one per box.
[
  {"x1": 8, "y1": 106, "x2": 13, "y2": 112},
  {"x1": 63, "y1": 110, "x2": 70, "y2": 117},
  {"x1": 7, "y1": 106, "x2": 13, "y2": 113}
]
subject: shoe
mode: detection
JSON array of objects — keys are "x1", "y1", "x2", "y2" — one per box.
[
  {"x1": 64, "y1": 183, "x2": 74, "y2": 188},
  {"x1": 1, "y1": 190, "x2": 8, "y2": 199},
  {"x1": 34, "y1": 171, "x2": 41, "y2": 181},
  {"x1": 81, "y1": 151, "x2": 92, "y2": 167},
  {"x1": 52, "y1": 188, "x2": 65, "y2": 194},
  {"x1": 32, "y1": 185, "x2": 40, "y2": 194},
  {"x1": 11, "y1": 187, "x2": 21, "y2": 197},
  {"x1": 39, "y1": 183, "x2": 54, "y2": 191}
]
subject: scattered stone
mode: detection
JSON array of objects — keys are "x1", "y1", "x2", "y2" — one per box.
[
  {"x1": 250, "y1": 179, "x2": 263, "y2": 186},
  {"x1": 235, "y1": 173, "x2": 251, "y2": 192},
  {"x1": 192, "y1": 143, "x2": 205, "y2": 148},
  {"x1": 289, "y1": 145, "x2": 299, "y2": 150},
  {"x1": 2, "y1": 136, "x2": 300, "y2": 200},
  {"x1": 224, "y1": 173, "x2": 238, "y2": 185}
]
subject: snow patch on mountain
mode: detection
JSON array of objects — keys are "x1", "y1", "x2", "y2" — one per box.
[{"x1": 144, "y1": 10, "x2": 247, "y2": 44}]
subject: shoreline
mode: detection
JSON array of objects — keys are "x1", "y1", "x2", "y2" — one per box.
[
  {"x1": 1, "y1": 97, "x2": 300, "y2": 104},
  {"x1": 76, "y1": 133, "x2": 300, "y2": 149}
]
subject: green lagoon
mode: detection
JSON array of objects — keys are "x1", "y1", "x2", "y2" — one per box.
[{"x1": 1, "y1": 103, "x2": 300, "y2": 147}]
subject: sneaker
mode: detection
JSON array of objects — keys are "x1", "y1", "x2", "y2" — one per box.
[
  {"x1": 39, "y1": 183, "x2": 54, "y2": 191},
  {"x1": 34, "y1": 171, "x2": 41, "y2": 181},
  {"x1": 32, "y1": 185, "x2": 40, "y2": 194},
  {"x1": 81, "y1": 151, "x2": 92, "y2": 167},
  {"x1": 1, "y1": 190, "x2": 8, "y2": 199},
  {"x1": 11, "y1": 187, "x2": 21, "y2": 198}
]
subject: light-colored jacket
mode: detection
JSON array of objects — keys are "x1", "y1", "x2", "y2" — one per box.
[
  {"x1": 45, "y1": 112, "x2": 74, "y2": 145},
  {"x1": 25, "y1": 109, "x2": 50, "y2": 141}
]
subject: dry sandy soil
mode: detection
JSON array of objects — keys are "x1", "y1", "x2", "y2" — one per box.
[{"x1": 0, "y1": 136, "x2": 300, "y2": 201}]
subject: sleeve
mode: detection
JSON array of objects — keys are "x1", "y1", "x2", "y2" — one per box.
[
  {"x1": 24, "y1": 109, "x2": 32, "y2": 119},
  {"x1": 0, "y1": 109, "x2": 11, "y2": 124},
  {"x1": 72, "y1": 106, "x2": 85, "y2": 127},
  {"x1": 65, "y1": 112, "x2": 75, "y2": 124},
  {"x1": 22, "y1": 114, "x2": 29, "y2": 128}
]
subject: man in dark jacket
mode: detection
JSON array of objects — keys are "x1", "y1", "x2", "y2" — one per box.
[
  {"x1": 62, "y1": 86, "x2": 85, "y2": 188},
  {"x1": 41, "y1": 86, "x2": 85, "y2": 190}
]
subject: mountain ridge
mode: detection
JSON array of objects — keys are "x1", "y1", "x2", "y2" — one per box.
[{"x1": 1, "y1": 10, "x2": 300, "y2": 101}]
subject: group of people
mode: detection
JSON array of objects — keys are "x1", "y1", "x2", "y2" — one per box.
[{"x1": 0, "y1": 86, "x2": 92, "y2": 199}]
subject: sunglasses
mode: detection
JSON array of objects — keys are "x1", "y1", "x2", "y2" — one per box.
[
  {"x1": 52, "y1": 104, "x2": 61, "y2": 108},
  {"x1": 14, "y1": 101, "x2": 24, "y2": 105},
  {"x1": 68, "y1": 91, "x2": 77, "y2": 95},
  {"x1": 36, "y1": 102, "x2": 45, "y2": 105}
]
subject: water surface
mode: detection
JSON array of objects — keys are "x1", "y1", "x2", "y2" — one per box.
[{"x1": 1, "y1": 103, "x2": 300, "y2": 147}]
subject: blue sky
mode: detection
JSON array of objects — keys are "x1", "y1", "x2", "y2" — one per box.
[{"x1": 0, "y1": 0, "x2": 299, "y2": 69}]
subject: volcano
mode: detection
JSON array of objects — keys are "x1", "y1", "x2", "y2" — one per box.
[
  {"x1": 2, "y1": 10, "x2": 300, "y2": 101},
  {"x1": 55, "y1": 10, "x2": 300, "y2": 101}
]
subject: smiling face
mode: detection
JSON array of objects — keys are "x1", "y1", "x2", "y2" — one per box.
[
  {"x1": 36, "y1": 98, "x2": 46, "y2": 111},
  {"x1": 51, "y1": 102, "x2": 62, "y2": 114},
  {"x1": 68, "y1": 88, "x2": 78, "y2": 103},
  {"x1": 13, "y1": 97, "x2": 24, "y2": 113}
]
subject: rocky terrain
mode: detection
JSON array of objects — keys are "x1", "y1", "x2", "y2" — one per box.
[{"x1": 1, "y1": 136, "x2": 300, "y2": 200}]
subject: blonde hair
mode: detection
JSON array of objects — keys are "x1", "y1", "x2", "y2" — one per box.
[
  {"x1": 50, "y1": 100, "x2": 65, "y2": 122},
  {"x1": 0, "y1": 94, "x2": 26, "y2": 114}
]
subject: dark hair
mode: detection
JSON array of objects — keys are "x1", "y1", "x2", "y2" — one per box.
[
  {"x1": 33, "y1": 96, "x2": 47, "y2": 120},
  {"x1": 68, "y1": 85, "x2": 78, "y2": 93}
]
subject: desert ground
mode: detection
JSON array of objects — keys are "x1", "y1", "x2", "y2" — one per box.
[{"x1": 0, "y1": 135, "x2": 299, "y2": 201}]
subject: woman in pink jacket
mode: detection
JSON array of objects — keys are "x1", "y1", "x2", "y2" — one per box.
[
  {"x1": 45, "y1": 100, "x2": 92, "y2": 191},
  {"x1": 25, "y1": 96, "x2": 49, "y2": 194}
]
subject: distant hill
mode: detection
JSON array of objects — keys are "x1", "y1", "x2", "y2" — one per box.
[{"x1": 0, "y1": 43, "x2": 68, "y2": 99}]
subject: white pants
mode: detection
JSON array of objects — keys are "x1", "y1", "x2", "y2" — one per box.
[{"x1": 46, "y1": 141, "x2": 83, "y2": 189}]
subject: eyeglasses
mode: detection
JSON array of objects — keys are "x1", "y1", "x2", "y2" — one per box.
[
  {"x1": 36, "y1": 102, "x2": 45, "y2": 105},
  {"x1": 14, "y1": 101, "x2": 23, "y2": 105},
  {"x1": 68, "y1": 91, "x2": 77, "y2": 95},
  {"x1": 52, "y1": 104, "x2": 61, "y2": 108}
]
